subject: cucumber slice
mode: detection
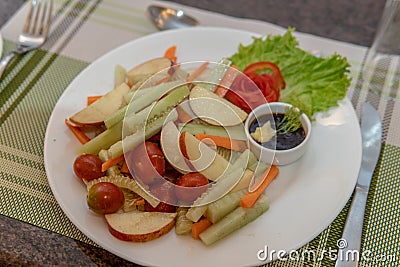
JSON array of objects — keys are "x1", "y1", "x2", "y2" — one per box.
[
  {"x1": 114, "y1": 64, "x2": 126, "y2": 88},
  {"x1": 179, "y1": 123, "x2": 247, "y2": 141},
  {"x1": 186, "y1": 165, "x2": 246, "y2": 222},
  {"x1": 175, "y1": 207, "x2": 193, "y2": 235},
  {"x1": 186, "y1": 149, "x2": 252, "y2": 222},
  {"x1": 123, "y1": 84, "x2": 190, "y2": 135},
  {"x1": 199, "y1": 195, "x2": 269, "y2": 246},
  {"x1": 199, "y1": 58, "x2": 231, "y2": 91},
  {"x1": 78, "y1": 121, "x2": 122, "y2": 155},
  {"x1": 105, "y1": 80, "x2": 185, "y2": 129},
  {"x1": 205, "y1": 189, "x2": 246, "y2": 224},
  {"x1": 107, "y1": 108, "x2": 178, "y2": 159}
]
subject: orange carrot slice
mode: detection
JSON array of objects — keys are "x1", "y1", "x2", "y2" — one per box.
[
  {"x1": 87, "y1": 95, "x2": 102, "y2": 106},
  {"x1": 101, "y1": 154, "x2": 124, "y2": 172},
  {"x1": 192, "y1": 217, "x2": 212, "y2": 240},
  {"x1": 133, "y1": 198, "x2": 145, "y2": 206},
  {"x1": 120, "y1": 160, "x2": 130, "y2": 173},
  {"x1": 65, "y1": 119, "x2": 90, "y2": 144},
  {"x1": 240, "y1": 165, "x2": 279, "y2": 208},
  {"x1": 164, "y1": 45, "x2": 177, "y2": 63},
  {"x1": 195, "y1": 134, "x2": 247, "y2": 152},
  {"x1": 214, "y1": 65, "x2": 238, "y2": 97},
  {"x1": 187, "y1": 62, "x2": 209, "y2": 83}
]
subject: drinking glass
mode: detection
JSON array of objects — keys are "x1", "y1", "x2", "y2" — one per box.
[{"x1": 363, "y1": 0, "x2": 400, "y2": 100}]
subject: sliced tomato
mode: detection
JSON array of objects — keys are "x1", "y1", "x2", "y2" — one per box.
[
  {"x1": 225, "y1": 71, "x2": 269, "y2": 113},
  {"x1": 243, "y1": 61, "x2": 285, "y2": 90},
  {"x1": 225, "y1": 61, "x2": 285, "y2": 113}
]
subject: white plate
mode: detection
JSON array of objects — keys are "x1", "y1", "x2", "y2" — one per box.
[{"x1": 44, "y1": 27, "x2": 361, "y2": 267}]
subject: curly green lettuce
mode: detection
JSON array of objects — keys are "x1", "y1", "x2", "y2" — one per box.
[{"x1": 229, "y1": 28, "x2": 351, "y2": 118}]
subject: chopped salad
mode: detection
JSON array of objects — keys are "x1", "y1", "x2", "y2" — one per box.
[{"x1": 65, "y1": 29, "x2": 350, "y2": 245}]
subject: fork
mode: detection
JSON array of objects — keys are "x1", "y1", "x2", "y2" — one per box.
[{"x1": 0, "y1": 0, "x2": 53, "y2": 79}]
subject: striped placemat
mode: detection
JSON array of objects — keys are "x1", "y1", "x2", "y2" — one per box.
[{"x1": 1, "y1": 0, "x2": 399, "y2": 266}]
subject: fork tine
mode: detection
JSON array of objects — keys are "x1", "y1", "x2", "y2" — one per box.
[
  {"x1": 37, "y1": 1, "x2": 47, "y2": 35},
  {"x1": 23, "y1": 0, "x2": 52, "y2": 37},
  {"x1": 41, "y1": 0, "x2": 53, "y2": 38},
  {"x1": 0, "y1": 0, "x2": 52, "y2": 78},
  {"x1": 22, "y1": 0, "x2": 35, "y2": 33},
  {"x1": 31, "y1": 0, "x2": 42, "y2": 35}
]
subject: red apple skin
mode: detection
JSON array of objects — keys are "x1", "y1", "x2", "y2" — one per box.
[
  {"x1": 105, "y1": 212, "x2": 176, "y2": 242},
  {"x1": 179, "y1": 131, "x2": 188, "y2": 159},
  {"x1": 106, "y1": 220, "x2": 175, "y2": 242},
  {"x1": 178, "y1": 131, "x2": 196, "y2": 171},
  {"x1": 107, "y1": 224, "x2": 133, "y2": 241}
]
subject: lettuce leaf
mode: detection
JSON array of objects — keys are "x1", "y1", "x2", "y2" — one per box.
[{"x1": 229, "y1": 29, "x2": 351, "y2": 117}]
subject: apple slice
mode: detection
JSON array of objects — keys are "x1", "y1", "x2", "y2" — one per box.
[
  {"x1": 105, "y1": 210, "x2": 177, "y2": 242},
  {"x1": 160, "y1": 121, "x2": 191, "y2": 174},
  {"x1": 69, "y1": 83, "x2": 130, "y2": 126},
  {"x1": 126, "y1": 57, "x2": 173, "y2": 85},
  {"x1": 189, "y1": 85, "x2": 248, "y2": 126},
  {"x1": 181, "y1": 131, "x2": 229, "y2": 181}
]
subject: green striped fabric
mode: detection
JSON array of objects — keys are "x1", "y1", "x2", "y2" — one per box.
[{"x1": 0, "y1": 0, "x2": 399, "y2": 266}]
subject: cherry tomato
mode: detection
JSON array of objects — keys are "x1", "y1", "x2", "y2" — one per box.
[
  {"x1": 146, "y1": 142, "x2": 165, "y2": 176},
  {"x1": 144, "y1": 201, "x2": 176, "y2": 213},
  {"x1": 163, "y1": 160, "x2": 183, "y2": 183},
  {"x1": 175, "y1": 172, "x2": 209, "y2": 203},
  {"x1": 149, "y1": 180, "x2": 177, "y2": 205},
  {"x1": 126, "y1": 141, "x2": 165, "y2": 186},
  {"x1": 143, "y1": 179, "x2": 176, "y2": 212},
  {"x1": 147, "y1": 132, "x2": 161, "y2": 142},
  {"x1": 73, "y1": 154, "x2": 104, "y2": 182},
  {"x1": 87, "y1": 182, "x2": 124, "y2": 214}
]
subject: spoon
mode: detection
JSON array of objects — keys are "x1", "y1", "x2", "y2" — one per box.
[{"x1": 147, "y1": 5, "x2": 199, "y2": 31}]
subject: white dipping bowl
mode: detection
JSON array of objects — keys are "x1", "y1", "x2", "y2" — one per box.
[{"x1": 245, "y1": 102, "x2": 312, "y2": 166}]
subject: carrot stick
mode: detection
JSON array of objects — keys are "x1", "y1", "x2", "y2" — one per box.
[
  {"x1": 195, "y1": 134, "x2": 247, "y2": 152},
  {"x1": 214, "y1": 65, "x2": 238, "y2": 97},
  {"x1": 240, "y1": 165, "x2": 279, "y2": 208},
  {"x1": 64, "y1": 119, "x2": 90, "y2": 144},
  {"x1": 120, "y1": 160, "x2": 130, "y2": 173},
  {"x1": 164, "y1": 45, "x2": 177, "y2": 63},
  {"x1": 87, "y1": 95, "x2": 102, "y2": 106},
  {"x1": 192, "y1": 218, "x2": 212, "y2": 240},
  {"x1": 176, "y1": 106, "x2": 193, "y2": 123},
  {"x1": 133, "y1": 198, "x2": 145, "y2": 206},
  {"x1": 101, "y1": 154, "x2": 124, "y2": 172},
  {"x1": 187, "y1": 62, "x2": 209, "y2": 83}
]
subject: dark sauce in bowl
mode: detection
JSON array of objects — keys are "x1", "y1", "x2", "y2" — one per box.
[{"x1": 249, "y1": 113, "x2": 306, "y2": 150}]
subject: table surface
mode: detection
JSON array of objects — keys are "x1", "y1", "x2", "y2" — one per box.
[{"x1": 0, "y1": 0, "x2": 387, "y2": 266}]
